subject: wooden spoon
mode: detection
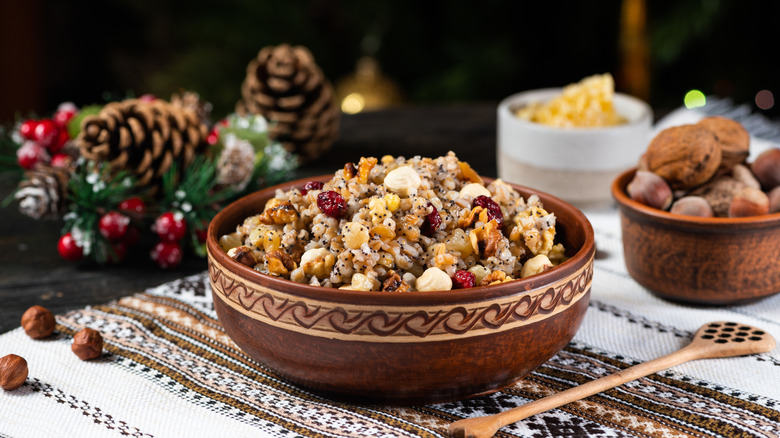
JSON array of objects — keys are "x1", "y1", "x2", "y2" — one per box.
[{"x1": 449, "y1": 321, "x2": 776, "y2": 438}]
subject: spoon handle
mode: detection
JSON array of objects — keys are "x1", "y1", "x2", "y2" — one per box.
[{"x1": 449, "y1": 346, "x2": 700, "y2": 437}]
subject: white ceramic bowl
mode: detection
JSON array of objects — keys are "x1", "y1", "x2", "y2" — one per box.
[{"x1": 497, "y1": 88, "x2": 653, "y2": 208}]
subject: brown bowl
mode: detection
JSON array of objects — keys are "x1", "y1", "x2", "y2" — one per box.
[
  {"x1": 207, "y1": 176, "x2": 595, "y2": 405},
  {"x1": 612, "y1": 168, "x2": 780, "y2": 305}
]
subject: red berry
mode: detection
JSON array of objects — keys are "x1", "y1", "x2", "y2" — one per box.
[
  {"x1": 139, "y1": 94, "x2": 157, "y2": 102},
  {"x1": 48, "y1": 128, "x2": 69, "y2": 154},
  {"x1": 50, "y1": 153, "x2": 71, "y2": 168},
  {"x1": 121, "y1": 226, "x2": 140, "y2": 247},
  {"x1": 105, "y1": 241, "x2": 128, "y2": 264},
  {"x1": 118, "y1": 197, "x2": 146, "y2": 216},
  {"x1": 99, "y1": 211, "x2": 130, "y2": 240},
  {"x1": 317, "y1": 190, "x2": 347, "y2": 218},
  {"x1": 16, "y1": 141, "x2": 49, "y2": 170},
  {"x1": 33, "y1": 119, "x2": 61, "y2": 149},
  {"x1": 452, "y1": 270, "x2": 477, "y2": 289},
  {"x1": 301, "y1": 181, "x2": 324, "y2": 195},
  {"x1": 57, "y1": 232, "x2": 84, "y2": 261},
  {"x1": 18, "y1": 119, "x2": 39, "y2": 140},
  {"x1": 53, "y1": 103, "x2": 78, "y2": 127},
  {"x1": 474, "y1": 195, "x2": 504, "y2": 227},
  {"x1": 154, "y1": 211, "x2": 187, "y2": 242},
  {"x1": 421, "y1": 203, "x2": 442, "y2": 237},
  {"x1": 151, "y1": 241, "x2": 183, "y2": 269},
  {"x1": 206, "y1": 128, "x2": 219, "y2": 145}
]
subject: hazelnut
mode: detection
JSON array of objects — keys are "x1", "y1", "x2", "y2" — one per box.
[
  {"x1": 458, "y1": 183, "x2": 491, "y2": 199},
  {"x1": 751, "y1": 148, "x2": 780, "y2": 190},
  {"x1": 728, "y1": 187, "x2": 770, "y2": 218},
  {"x1": 520, "y1": 254, "x2": 553, "y2": 278},
  {"x1": 645, "y1": 124, "x2": 721, "y2": 190},
  {"x1": 0, "y1": 354, "x2": 28, "y2": 391},
  {"x1": 626, "y1": 170, "x2": 673, "y2": 210},
  {"x1": 669, "y1": 196, "x2": 714, "y2": 217},
  {"x1": 383, "y1": 166, "x2": 422, "y2": 197},
  {"x1": 769, "y1": 186, "x2": 780, "y2": 213},
  {"x1": 21, "y1": 305, "x2": 55, "y2": 339},
  {"x1": 226, "y1": 245, "x2": 256, "y2": 267},
  {"x1": 71, "y1": 328, "x2": 103, "y2": 360},
  {"x1": 731, "y1": 163, "x2": 761, "y2": 190},
  {"x1": 415, "y1": 267, "x2": 452, "y2": 291}
]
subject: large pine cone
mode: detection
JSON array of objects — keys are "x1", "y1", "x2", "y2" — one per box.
[
  {"x1": 236, "y1": 44, "x2": 340, "y2": 162},
  {"x1": 15, "y1": 164, "x2": 70, "y2": 220},
  {"x1": 77, "y1": 98, "x2": 209, "y2": 193}
]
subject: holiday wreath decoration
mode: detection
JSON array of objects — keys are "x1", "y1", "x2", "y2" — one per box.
[{"x1": 4, "y1": 93, "x2": 298, "y2": 268}]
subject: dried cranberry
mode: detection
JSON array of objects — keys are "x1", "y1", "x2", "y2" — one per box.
[
  {"x1": 452, "y1": 270, "x2": 476, "y2": 289},
  {"x1": 421, "y1": 203, "x2": 441, "y2": 237},
  {"x1": 317, "y1": 190, "x2": 347, "y2": 218},
  {"x1": 474, "y1": 195, "x2": 503, "y2": 227},
  {"x1": 301, "y1": 181, "x2": 324, "y2": 195}
]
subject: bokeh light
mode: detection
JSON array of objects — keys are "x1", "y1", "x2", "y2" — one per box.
[
  {"x1": 341, "y1": 93, "x2": 366, "y2": 114},
  {"x1": 684, "y1": 90, "x2": 706, "y2": 108},
  {"x1": 755, "y1": 89, "x2": 774, "y2": 110}
]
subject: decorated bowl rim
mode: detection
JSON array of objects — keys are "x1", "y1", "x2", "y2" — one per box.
[{"x1": 207, "y1": 174, "x2": 595, "y2": 306}]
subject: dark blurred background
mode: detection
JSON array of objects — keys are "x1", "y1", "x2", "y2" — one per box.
[{"x1": 2, "y1": 0, "x2": 780, "y2": 123}]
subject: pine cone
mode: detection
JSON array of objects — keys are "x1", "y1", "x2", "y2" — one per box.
[
  {"x1": 236, "y1": 44, "x2": 340, "y2": 162},
  {"x1": 171, "y1": 90, "x2": 212, "y2": 126},
  {"x1": 76, "y1": 98, "x2": 209, "y2": 193},
  {"x1": 15, "y1": 164, "x2": 70, "y2": 220},
  {"x1": 216, "y1": 135, "x2": 256, "y2": 190}
]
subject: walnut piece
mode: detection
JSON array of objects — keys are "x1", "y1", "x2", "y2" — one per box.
[{"x1": 259, "y1": 201, "x2": 299, "y2": 225}]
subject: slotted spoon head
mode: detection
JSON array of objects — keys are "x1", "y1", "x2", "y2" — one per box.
[{"x1": 689, "y1": 321, "x2": 776, "y2": 359}]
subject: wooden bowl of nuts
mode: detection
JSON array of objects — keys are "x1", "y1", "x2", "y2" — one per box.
[
  {"x1": 612, "y1": 117, "x2": 780, "y2": 304},
  {"x1": 207, "y1": 154, "x2": 595, "y2": 404}
]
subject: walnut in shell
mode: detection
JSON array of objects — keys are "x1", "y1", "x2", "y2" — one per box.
[
  {"x1": 645, "y1": 124, "x2": 721, "y2": 190},
  {"x1": 696, "y1": 116, "x2": 750, "y2": 171}
]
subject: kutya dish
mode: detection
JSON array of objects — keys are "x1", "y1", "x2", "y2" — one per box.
[
  {"x1": 207, "y1": 156, "x2": 595, "y2": 404},
  {"x1": 613, "y1": 168, "x2": 780, "y2": 305}
]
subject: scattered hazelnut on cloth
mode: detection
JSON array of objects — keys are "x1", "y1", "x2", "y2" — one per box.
[
  {"x1": 0, "y1": 354, "x2": 28, "y2": 390},
  {"x1": 21, "y1": 305, "x2": 56, "y2": 339},
  {"x1": 71, "y1": 328, "x2": 104, "y2": 360}
]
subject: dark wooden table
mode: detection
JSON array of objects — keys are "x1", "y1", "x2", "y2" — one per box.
[{"x1": 0, "y1": 103, "x2": 499, "y2": 334}]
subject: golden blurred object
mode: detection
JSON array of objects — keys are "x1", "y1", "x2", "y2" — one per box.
[
  {"x1": 513, "y1": 73, "x2": 627, "y2": 128},
  {"x1": 335, "y1": 57, "x2": 402, "y2": 114},
  {"x1": 619, "y1": 0, "x2": 650, "y2": 101}
]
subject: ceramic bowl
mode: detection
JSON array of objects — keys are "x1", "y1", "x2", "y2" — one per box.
[
  {"x1": 497, "y1": 88, "x2": 652, "y2": 208},
  {"x1": 612, "y1": 168, "x2": 780, "y2": 305},
  {"x1": 206, "y1": 176, "x2": 595, "y2": 405}
]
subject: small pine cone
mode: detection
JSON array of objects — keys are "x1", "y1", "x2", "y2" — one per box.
[
  {"x1": 170, "y1": 90, "x2": 212, "y2": 126},
  {"x1": 76, "y1": 98, "x2": 209, "y2": 193},
  {"x1": 217, "y1": 135, "x2": 256, "y2": 190},
  {"x1": 15, "y1": 164, "x2": 70, "y2": 220},
  {"x1": 236, "y1": 44, "x2": 340, "y2": 162}
]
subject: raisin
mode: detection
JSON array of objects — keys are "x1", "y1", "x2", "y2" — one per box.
[
  {"x1": 474, "y1": 195, "x2": 503, "y2": 227},
  {"x1": 421, "y1": 203, "x2": 441, "y2": 237},
  {"x1": 317, "y1": 190, "x2": 347, "y2": 218},
  {"x1": 452, "y1": 270, "x2": 476, "y2": 289},
  {"x1": 301, "y1": 181, "x2": 324, "y2": 195}
]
